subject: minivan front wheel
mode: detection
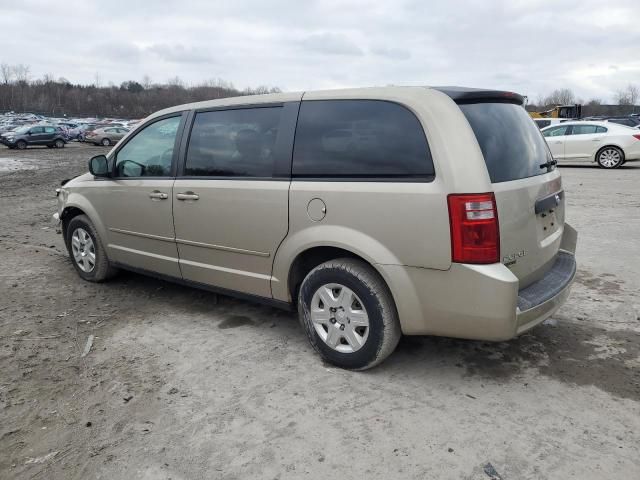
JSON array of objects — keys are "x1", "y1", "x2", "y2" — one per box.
[
  {"x1": 298, "y1": 258, "x2": 401, "y2": 370},
  {"x1": 66, "y1": 215, "x2": 117, "y2": 282},
  {"x1": 597, "y1": 146, "x2": 624, "y2": 168}
]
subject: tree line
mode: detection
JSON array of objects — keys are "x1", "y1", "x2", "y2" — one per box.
[
  {"x1": 1, "y1": 63, "x2": 638, "y2": 119},
  {"x1": 526, "y1": 85, "x2": 639, "y2": 116},
  {"x1": 0, "y1": 63, "x2": 281, "y2": 119}
]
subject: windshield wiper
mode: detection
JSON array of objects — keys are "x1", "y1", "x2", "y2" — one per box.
[{"x1": 539, "y1": 159, "x2": 557, "y2": 169}]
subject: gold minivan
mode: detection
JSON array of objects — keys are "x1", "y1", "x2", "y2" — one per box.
[{"x1": 54, "y1": 87, "x2": 577, "y2": 369}]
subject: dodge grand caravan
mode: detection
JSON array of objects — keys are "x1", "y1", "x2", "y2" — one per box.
[{"x1": 53, "y1": 86, "x2": 578, "y2": 370}]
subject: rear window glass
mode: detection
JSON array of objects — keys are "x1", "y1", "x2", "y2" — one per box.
[
  {"x1": 293, "y1": 100, "x2": 434, "y2": 179},
  {"x1": 459, "y1": 103, "x2": 553, "y2": 183}
]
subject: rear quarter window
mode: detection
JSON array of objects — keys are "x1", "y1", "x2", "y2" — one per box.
[
  {"x1": 459, "y1": 103, "x2": 553, "y2": 183},
  {"x1": 293, "y1": 100, "x2": 434, "y2": 180}
]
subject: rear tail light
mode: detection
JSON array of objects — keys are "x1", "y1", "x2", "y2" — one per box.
[
  {"x1": 447, "y1": 193, "x2": 500, "y2": 264},
  {"x1": 633, "y1": 134, "x2": 640, "y2": 141}
]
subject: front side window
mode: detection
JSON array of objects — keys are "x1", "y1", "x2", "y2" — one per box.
[
  {"x1": 115, "y1": 116, "x2": 181, "y2": 177},
  {"x1": 184, "y1": 107, "x2": 282, "y2": 177},
  {"x1": 543, "y1": 125, "x2": 570, "y2": 137},
  {"x1": 570, "y1": 125, "x2": 599, "y2": 135},
  {"x1": 292, "y1": 100, "x2": 433, "y2": 179}
]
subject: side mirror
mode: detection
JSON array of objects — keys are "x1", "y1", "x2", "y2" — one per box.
[{"x1": 89, "y1": 155, "x2": 110, "y2": 177}]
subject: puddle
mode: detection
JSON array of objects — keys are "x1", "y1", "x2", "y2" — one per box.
[{"x1": 0, "y1": 157, "x2": 39, "y2": 172}]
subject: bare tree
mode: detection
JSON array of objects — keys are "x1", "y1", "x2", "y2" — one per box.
[
  {"x1": 543, "y1": 88, "x2": 576, "y2": 106},
  {"x1": 1, "y1": 63, "x2": 12, "y2": 84},
  {"x1": 141, "y1": 75, "x2": 152, "y2": 90},
  {"x1": 615, "y1": 84, "x2": 639, "y2": 105},
  {"x1": 12, "y1": 64, "x2": 30, "y2": 84}
]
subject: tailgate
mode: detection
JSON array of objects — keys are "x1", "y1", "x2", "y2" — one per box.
[{"x1": 493, "y1": 173, "x2": 564, "y2": 287}]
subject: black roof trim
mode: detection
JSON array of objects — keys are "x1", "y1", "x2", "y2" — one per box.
[{"x1": 431, "y1": 86, "x2": 525, "y2": 105}]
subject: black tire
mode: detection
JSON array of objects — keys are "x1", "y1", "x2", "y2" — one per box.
[
  {"x1": 16, "y1": 140, "x2": 27, "y2": 150},
  {"x1": 46, "y1": 145, "x2": 53, "y2": 148},
  {"x1": 101, "y1": 138, "x2": 111, "y2": 146},
  {"x1": 298, "y1": 258, "x2": 401, "y2": 370},
  {"x1": 65, "y1": 214, "x2": 118, "y2": 282},
  {"x1": 54, "y1": 139, "x2": 65, "y2": 148},
  {"x1": 596, "y1": 146, "x2": 624, "y2": 169}
]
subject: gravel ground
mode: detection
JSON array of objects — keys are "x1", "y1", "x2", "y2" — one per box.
[{"x1": 1, "y1": 143, "x2": 639, "y2": 479}]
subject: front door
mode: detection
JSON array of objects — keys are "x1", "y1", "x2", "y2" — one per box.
[
  {"x1": 542, "y1": 125, "x2": 570, "y2": 160},
  {"x1": 94, "y1": 114, "x2": 185, "y2": 277},
  {"x1": 172, "y1": 105, "x2": 294, "y2": 297},
  {"x1": 28, "y1": 126, "x2": 46, "y2": 145}
]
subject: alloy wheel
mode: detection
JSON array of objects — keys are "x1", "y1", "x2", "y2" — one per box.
[{"x1": 599, "y1": 148, "x2": 621, "y2": 168}]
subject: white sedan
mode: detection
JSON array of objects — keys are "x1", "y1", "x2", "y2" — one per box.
[{"x1": 541, "y1": 121, "x2": 640, "y2": 168}]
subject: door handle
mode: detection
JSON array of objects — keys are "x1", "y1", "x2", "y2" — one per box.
[
  {"x1": 176, "y1": 192, "x2": 199, "y2": 201},
  {"x1": 149, "y1": 191, "x2": 168, "y2": 200},
  {"x1": 592, "y1": 138, "x2": 601, "y2": 141}
]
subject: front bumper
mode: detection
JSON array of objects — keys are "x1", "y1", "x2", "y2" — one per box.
[
  {"x1": 377, "y1": 223, "x2": 578, "y2": 340},
  {"x1": 52, "y1": 212, "x2": 61, "y2": 234}
]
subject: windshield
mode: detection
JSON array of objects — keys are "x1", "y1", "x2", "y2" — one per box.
[{"x1": 459, "y1": 102, "x2": 554, "y2": 183}]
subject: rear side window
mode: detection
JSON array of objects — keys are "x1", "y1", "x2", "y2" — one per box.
[
  {"x1": 570, "y1": 125, "x2": 599, "y2": 135},
  {"x1": 292, "y1": 100, "x2": 433, "y2": 179},
  {"x1": 460, "y1": 103, "x2": 553, "y2": 183},
  {"x1": 185, "y1": 107, "x2": 282, "y2": 177},
  {"x1": 44, "y1": 127, "x2": 56, "y2": 133}
]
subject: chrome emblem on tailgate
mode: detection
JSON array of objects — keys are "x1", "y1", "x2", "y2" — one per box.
[{"x1": 503, "y1": 250, "x2": 526, "y2": 267}]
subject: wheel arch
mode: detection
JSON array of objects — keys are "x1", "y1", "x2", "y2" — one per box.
[
  {"x1": 60, "y1": 195, "x2": 108, "y2": 246},
  {"x1": 594, "y1": 144, "x2": 625, "y2": 162},
  {"x1": 274, "y1": 228, "x2": 401, "y2": 306}
]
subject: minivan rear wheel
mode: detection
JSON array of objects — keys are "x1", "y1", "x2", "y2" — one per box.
[
  {"x1": 596, "y1": 146, "x2": 624, "y2": 168},
  {"x1": 298, "y1": 258, "x2": 401, "y2": 370},
  {"x1": 65, "y1": 215, "x2": 117, "y2": 282}
]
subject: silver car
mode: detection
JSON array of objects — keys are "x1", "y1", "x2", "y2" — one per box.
[{"x1": 54, "y1": 86, "x2": 577, "y2": 369}]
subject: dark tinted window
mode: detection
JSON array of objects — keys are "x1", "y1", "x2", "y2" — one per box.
[
  {"x1": 570, "y1": 125, "x2": 601, "y2": 135},
  {"x1": 185, "y1": 107, "x2": 281, "y2": 177},
  {"x1": 460, "y1": 103, "x2": 553, "y2": 183},
  {"x1": 115, "y1": 116, "x2": 181, "y2": 177},
  {"x1": 292, "y1": 100, "x2": 433, "y2": 179},
  {"x1": 535, "y1": 120, "x2": 551, "y2": 129}
]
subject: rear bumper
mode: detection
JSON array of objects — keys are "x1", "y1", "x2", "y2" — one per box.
[{"x1": 377, "y1": 223, "x2": 578, "y2": 340}]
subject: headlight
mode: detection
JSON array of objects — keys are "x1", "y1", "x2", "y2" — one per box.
[{"x1": 6, "y1": 137, "x2": 14, "y2": 141}]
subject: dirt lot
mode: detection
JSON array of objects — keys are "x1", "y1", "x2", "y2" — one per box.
[{"x1": 1, "y1": 143, "x2": 639, "y2": 479}]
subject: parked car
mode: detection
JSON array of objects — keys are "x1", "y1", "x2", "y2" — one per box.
[
  {"x1": 58, "y1": 122, "x2": 82, "y2": 140},
  {"x1": 602, "y1": 116, "x2": 640, "y2": 129},
  {"x1": 53, "y1": 86, "x2": 577, "y2": 369},
  {"x1": 84, "y1": 127, "x2": 129, "y2": 146},
  {"x1": 1, "y1": 125, "x2": 66, "y2": 149},
  {"x1": 541, "y1": 121, "x2": 640, "y2": 168}
]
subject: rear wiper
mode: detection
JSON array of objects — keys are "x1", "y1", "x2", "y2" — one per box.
[{"x1": 539, "y1": 159, "x2": 557, "y2": 169}]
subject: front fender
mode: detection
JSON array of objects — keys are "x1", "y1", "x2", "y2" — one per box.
[
  {"x1": 61, "y1": 192, "x2": 108, "y2": 244},
  {"x1": 271, "y1": 224, "x2": 403, "y2": 302}
]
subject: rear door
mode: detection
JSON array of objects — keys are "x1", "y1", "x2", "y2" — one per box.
[
  {"x1": 172, "y1": 103, "x2": 297, "y2": 298},
  {"x1": 563, "y1": 124, "x2": 606, "y2": 160},
  {"x1": 459, "y1": 102, "x2": 566, "y2": 288},
  {"x1": 44, "y1": 126, "x2": 57, "y2": 143},
  {"x1": 541, "y1": 125, "x2": 570, "y2": 160}
]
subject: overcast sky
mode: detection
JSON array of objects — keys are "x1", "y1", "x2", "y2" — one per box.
[{"x1": 1, "y1": 0, "x2": 638, "y2": 102}]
